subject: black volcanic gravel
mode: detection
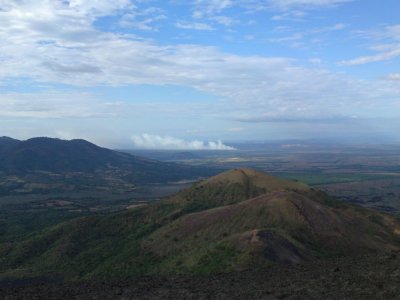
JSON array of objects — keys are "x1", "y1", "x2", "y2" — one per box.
[{"x1": 2, "y1": 253, "x2": 400, "y2": 299}]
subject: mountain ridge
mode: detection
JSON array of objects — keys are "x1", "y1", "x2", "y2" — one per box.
[
  {"x1": 0, "y1": 137, "x2": 217, "y2": 195},
  {"x1": 0, "y1": 137, "x2": 159, "y2": 173},
  {"x1": 166, "y1": 168, "x2": 309, "y2": 214},
  {"x1": 1, "y1": 168, "x2": 399, "y2": 279}
]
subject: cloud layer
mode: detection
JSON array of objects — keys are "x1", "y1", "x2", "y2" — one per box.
[
  {"x1": 0, "y1": 0, "x2": 399, "y2": 144},
  {"x1": 0, "y1": 1, "x2": 398, "y2": 123},
  {"x1": 131, "y1": 134, "x2": 235, "y2": 150}
]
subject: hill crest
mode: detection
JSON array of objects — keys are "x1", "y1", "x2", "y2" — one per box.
[
  {"x1": 167, "y1": 168, "x2": 309, "y2": 211},
  {"x1": 204, "y1": 168, "x2": 309, "y2": 191},
  {"x1": 146, "y1": 188, "x2": 400, "y2": 266},
  {"x1": 0, "y1": 137, "x2": 216, "y2": 190},
  {"x1": 2, "y1": 168, "x2": 400, "y2": 279}
]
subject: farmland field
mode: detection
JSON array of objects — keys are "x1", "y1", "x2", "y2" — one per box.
[{"x1": 126, "y1": 143, "x2": 400, "y2": 212}]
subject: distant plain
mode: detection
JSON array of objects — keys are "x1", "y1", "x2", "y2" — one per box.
[
  {"x1": 2, "y1": 142, "x2": 400, "y2": 243},
  {"x1": 127, "y1": 143, "x2": 400, "y2": 213}
]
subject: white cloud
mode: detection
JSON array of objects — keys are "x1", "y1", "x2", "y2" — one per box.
[
  {"x1": 308, "y1": 58, "x2": 322, "y2": 65},
  {"x1": 175, "y1": 21, "x2": 214, "y2": 31},
  {"x1": 386, "y1": 73, "x2": 400, "y2": 81},
  {"x1": 311, "y1": 23, "x2": 347, "y2": 33},
  {"x1": 67, "y1": 0, "x2": 133, "y2": 17},
  {"x1": 386, "y1": 25, "x2": 400, "y2": 41},
  {"x1": 0, "y1": 1, "x2": 399, "y2": 125},
  {"x1": 188, "y1": 0, "x2": 350, "y2": 16},
  {"x1": 271, "y1": 10, "x2": 307, "y2": 21},
  {"x1": 192, "y1": 0, "x2": 233, "y2": 18},
  {"x1": 340, "y1": 47, "x2": 400, "y2": 66},
  {"x1": 268, "y1": 23, "x2": 346, "y2": 48},
  {"x1": 0, "y1": 91, "x2": 189, "y2": 119},
  {"x1": 119, "y1": 7, "x2": 166, "y2": 31},
  {"x1": 0, "y1": 91, "x2": 108, "y2": 118},
  {"x1": 268, "y1": 0, "x2": 352, "y2": 10},
  {"x1": 131, "y1": 134, "x2": 235, "y2": 150},
  {"x1": 340, "y1": 24, "x2": 400, "y2": 66},
  {"x1": 182, "y1": 1, "x2": 236, "y2": 29},
  {"x1": 268, "y1": 33, "x2": 304, "y2": 44},
  {"x1": 212, "y1": 15, "x2": 236, "y2": 26},
  {"x1": 228, "y1": 127, "x2": 244, "y2": 132},
  {"x1": 269, "y1": 0, "x2": 350, "y2": 20}
]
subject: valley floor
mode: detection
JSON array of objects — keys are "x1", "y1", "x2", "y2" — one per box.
[{"x1": 1, "y1": 252, "x2": 400, "y2": 299}]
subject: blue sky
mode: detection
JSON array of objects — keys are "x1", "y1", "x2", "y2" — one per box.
[{"x1": 0, "y1": 0, "x2": 400, "y2": 149}]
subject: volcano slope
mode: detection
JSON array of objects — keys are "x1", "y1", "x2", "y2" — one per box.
[
  {"x1": 0, "y1": 137, "x2": 216, "y2": 197},
  {"x1": 1, "y1": 168, "x2": 400, "y2": 280}
]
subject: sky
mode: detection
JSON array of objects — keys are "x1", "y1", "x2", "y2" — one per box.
[{"x1": 1, "y1": 0, "x2": 400, "y2": 149}]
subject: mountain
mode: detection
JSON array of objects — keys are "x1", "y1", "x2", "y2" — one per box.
[
  {"x1": 148, "y1": 190, "x2": 400, "y2": 266},
  {"x1": 0, "y1": 137, "x2": 20, "y2": 155},
  {"x1": 168, "y1": 168, "x2": 309, "y2": 208},
  {"x1": 0, "y1": 137, "x2": 199, "y2": 175},
  {"x1": 0, "y1": 137, "x2": 127, "y2": 172},
  {"x1": 0, "y1": 137, "x2": 216, "y2": 195},
  {"x1": 1, "y1": 168, "x2": 399, "y2": 279}
]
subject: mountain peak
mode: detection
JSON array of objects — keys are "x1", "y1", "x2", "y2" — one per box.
[
  {"x1": 0, "y1": 137, "x2": 214, "y2": 183},
  {"x1": 168, "y1": 168, "x2": 309, "y2": 211},
  {"x1": 0, "y1": 136, "x2": 19, "y2": 141},
  {"x1": 206, "y1": 168, "x2": 263, "y2": 181},
  {"x1": 0, "y1": 137, "x2": 20, "y2": 153},
  {"x1": 3, "y1": 167, "x2": 400, "y2": 278},
  {"x1": 204, "y1": 168, "x2": 309, "y2": 192}
]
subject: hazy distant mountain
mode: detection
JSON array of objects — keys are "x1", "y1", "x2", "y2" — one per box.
[
  {"x1": 2, "y1": 168, "x2": 399, "y2": 279},
  {"x1": 0, "y1": 137, "x2": 20, "y2": 155},
  {"x1": 0, "y1": 137, "x2": 172, "y2": 173},
  {"x1": 0, "y1": 137, "x2": 216, "y2": 195},
  {"x1": 0, "y1": 137, "x2": 118, "y2": 172}
]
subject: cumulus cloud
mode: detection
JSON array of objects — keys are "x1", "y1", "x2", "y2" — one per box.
[
  {"x1": 0, "y1": 0, "x2": 399, "y2": 125},
  {"x1": 131, "y1": 134, "x2": 235, "y2": 150}
]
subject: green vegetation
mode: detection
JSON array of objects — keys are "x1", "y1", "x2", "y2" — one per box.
[
  {"x1": 0, "y1": 137, "x2": 218, "y2": 197},
  {"x1": 168, "y1": 168, "x2": 308, "y2": 210},
  {"x1": 274, "y1": 172, "x2": 398, "y2": 186},
  {"x1": 0, "y1": 209, "x2": 88, "y2": 242},
  {"x1": 167, "y1": 145, "x2": 400, "y2": 213},
  {"x1": 1, "y1": 168, "x2": 400, "y2": 281}
]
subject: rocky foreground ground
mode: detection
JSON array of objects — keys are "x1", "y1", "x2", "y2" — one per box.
[{"x1": 1, "y1": 252, "x2": 400, "y2": 299}]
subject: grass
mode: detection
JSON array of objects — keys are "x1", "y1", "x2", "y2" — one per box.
[
  {"x1": 2, "y1": 168, "x2": 400, "y2": 281},
  {"x1": 192, "y1": 243, "x2": 239, "y2": 274},
  {"x1": 274, "y1": 172, "x2": 398, "y2": 186},
  {"x1": 0, "y1": 209, "x2": 90, "y2": 243}
]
